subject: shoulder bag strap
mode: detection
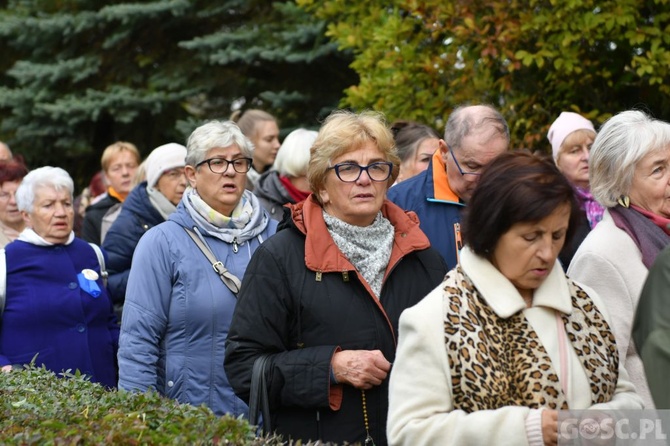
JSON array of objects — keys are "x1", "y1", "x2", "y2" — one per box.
[
  {"x1": 249, "y1": 354, "x2": 272, "y2": 435},
  {"x1": 0, "y1": 248, "x2": 5, "y2": 318},
  {"x1": 88, "y1": 242, "x2": 108, "y2": 287},
  {"x1": 183, "y1": 227, "x2": 241, "y2": 294}
]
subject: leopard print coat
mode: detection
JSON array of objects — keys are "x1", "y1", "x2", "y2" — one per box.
[{"x1": 443, "y1": 266, "x2": 619, "y2": 413}]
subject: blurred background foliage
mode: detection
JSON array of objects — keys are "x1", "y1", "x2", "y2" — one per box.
[{"x1": 0, "y1": 0, "x2": 669, "y2": 188}]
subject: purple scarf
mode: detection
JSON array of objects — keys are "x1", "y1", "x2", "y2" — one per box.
[
  {"x1": 574, "y1": 187, "x2": 604, "y2": 229},
  {"x1": 609, "y1": 206, "x2": 670, "y2": 268}
]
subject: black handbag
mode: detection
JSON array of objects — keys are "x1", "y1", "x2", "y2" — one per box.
[{"x1": 249, "y1": 354, "x2": 272, "y2": 435}]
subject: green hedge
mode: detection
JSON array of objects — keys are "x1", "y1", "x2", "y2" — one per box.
[{"x1": 0, "y1": 365, "x2": 284, "y2": 445}]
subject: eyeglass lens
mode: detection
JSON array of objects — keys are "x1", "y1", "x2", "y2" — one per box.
[
  {"x1": 334, "y1": 162, "x2": 392, "y2": 182},
  {"x1": 202, "y1": 158, "x2": 252, "y2": 174}
]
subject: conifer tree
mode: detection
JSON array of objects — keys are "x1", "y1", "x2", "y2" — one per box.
[{"x1": 0, "y1": 0, "x2": 354, "y2": 184}]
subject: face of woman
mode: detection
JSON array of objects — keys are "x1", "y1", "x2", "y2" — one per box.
[
  {"x1": 629, "y1": 146, "x2": 670, "y2": 218},
  {"x1": 185, "y1": 146, "x2": 247, "y2": 216},
  {"x1": 556, "y1": 132, "x2": 594, "y2": 189},
  {"x1": 491, "y1": 203, "x2": 571, "y2": 302},
  {"x1": 0, "y1": 180, "x2": 23, "y2": 228},
  {"x1": 156, "y1": 168, "x2": 187, "y2": 206},
  {"x1": 318, "y1": 141, "x2": 390, "y2": 227},
  {"x1": 23, "y1": 186, "x2": 74, "y2": 244},
  {"x1": 106, "y1": 150, "x2": 139, "y2": 195},
  {"x1": 399, "y1": 137, "x2": 439, "y2": 181},
  {"x1": 251, "y1": 120, "x2": 281, "y2": 173}
]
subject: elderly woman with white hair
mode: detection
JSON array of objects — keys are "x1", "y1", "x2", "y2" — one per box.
[
  {"x1": 254, "y1": 128, "x2": 318, "y2": 220},
  {"x1": 103, "y1": 142, "x2": 187, "y2": 320},
  {"x1": 568, "y1": 109, "x2": 670, "y2": 409},
  {"x1": 0, "y1": 167, "x2": 118, "y2": 387},
  {"x1": 117, "y1": 121, "x2": 278, "y2": 417}
]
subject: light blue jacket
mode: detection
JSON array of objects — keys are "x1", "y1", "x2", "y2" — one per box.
[{"x1": 117, "y1": 193, "x2": 277, "y2": 417}]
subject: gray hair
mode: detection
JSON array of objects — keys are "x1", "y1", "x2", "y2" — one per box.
[
  {"x1": 185, "y1": 120, "x2": 254, "y2": 167},
  {"x1": 16, "y1": 166, "x2": 74, "y2": 213},
  {"x1": 590, "y1": 110, "x2": 670, "y2": 207},
  {"x1": 273, "y1": 128, "x2": 318, "y2": 177},
  {"x1": 444, "y1": 104, "x2": 510, "y2": 152}
]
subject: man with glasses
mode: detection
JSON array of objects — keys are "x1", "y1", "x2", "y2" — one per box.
[{"x1": 387, "y1": 104, "x2": 509, "y2": 268}]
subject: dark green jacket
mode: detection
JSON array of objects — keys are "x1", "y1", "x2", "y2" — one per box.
[{"x1": 633, "y1": 244, "x2": 670, "y2": 409}]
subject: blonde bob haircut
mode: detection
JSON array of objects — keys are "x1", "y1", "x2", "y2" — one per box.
[
  {"x1": 308, "y1": 110, "x2": 399, "y2": 205},
  {"x1": 100, "y1": 141, "x2": 141, "y2": 173}
]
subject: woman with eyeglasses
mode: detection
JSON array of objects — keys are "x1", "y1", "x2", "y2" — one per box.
[
  {"x1": 117, "y1": 121, "x2": 278, "y2": 417},
  {"x1": 225, "y1": 110, "x2": 447, "y2": 445}
]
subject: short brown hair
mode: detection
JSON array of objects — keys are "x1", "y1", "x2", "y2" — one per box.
[{"x1": 462, "y1": 151, "x2": 580, "y2": 257}]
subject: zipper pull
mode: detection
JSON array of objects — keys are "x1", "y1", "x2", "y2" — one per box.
[
  {"x1": 453, "y1": 222, "x2": 462, "y2": 263},
  {"x1": 232, "y1": 237, "x2": 239, "y2": 253}
]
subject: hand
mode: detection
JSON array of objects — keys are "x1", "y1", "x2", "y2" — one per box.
[
  {"x1": 331, "y1": 349, "x2": 391, "y2": 390},
  {"x1": 1, "y1": 365, "x2": 11, "y2": 373},
  {"x1": 542, "y1": 409, "x2": 558, "y2": 446}
]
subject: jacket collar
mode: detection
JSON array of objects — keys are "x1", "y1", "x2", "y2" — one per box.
[
  {"x1": 429, "y1": 151, "x2": 460, "y2": 203},
  {"x1": 459, "y1": 246, "x2": 572, "y2": 318},
  {"x1": 287, "y1": 195, "x2": 431, "y2": 273}
]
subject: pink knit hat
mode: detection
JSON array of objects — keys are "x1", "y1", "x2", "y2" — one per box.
[{"x1": 547, "y1": 112, "x2": 595, "y2": 160}]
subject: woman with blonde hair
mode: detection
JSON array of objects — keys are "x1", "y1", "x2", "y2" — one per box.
[
  {"x1": 82, "y1": 141, "x2": 140, "y2": 245},
  {"x1": 225, "y1": 110, "x2": 446, "y2": 445}
]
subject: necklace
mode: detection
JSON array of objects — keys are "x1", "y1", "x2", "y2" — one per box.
[{"x1": 361, "y1": 389, "x2": 375, "y2": 446}]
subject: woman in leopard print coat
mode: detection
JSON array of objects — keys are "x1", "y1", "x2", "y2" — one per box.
[{"x1": 387, "y1": 152, "x2": 643, "y2": 446}]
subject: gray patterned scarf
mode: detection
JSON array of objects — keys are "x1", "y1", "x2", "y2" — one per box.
[{"x1": 322, "y1": 211, "x2": 394, "y2": 298}]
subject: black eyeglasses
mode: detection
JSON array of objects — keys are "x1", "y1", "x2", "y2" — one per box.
[
  {"x1": 196, "y1": 157, "x2": 253, "y2": 174},
  {"x1": 449, "y1": 146, "x2": 481, "y2": 176},
  {"x1": 327, "y1": 161, "x2": 393, "y2": 183}
]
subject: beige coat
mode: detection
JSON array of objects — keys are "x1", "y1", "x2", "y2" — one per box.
[
  {"x1": 387, "y1": 247, "x2": 643, "y2": 446},
  {"x1": 568, "y1": 210, "x2": 654, "y2": 408}
]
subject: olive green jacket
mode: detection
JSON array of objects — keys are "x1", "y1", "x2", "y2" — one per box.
[{"x1": 633, "y1": 244, "x2": 670, "y2": 409}]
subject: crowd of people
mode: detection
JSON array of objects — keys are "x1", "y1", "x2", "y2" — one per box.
[{"x1": 1, "y1": 104, "x2": 669, "y2": 446}]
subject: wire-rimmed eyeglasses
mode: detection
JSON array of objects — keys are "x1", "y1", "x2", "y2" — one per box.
[
  {"x1": 196, "y1": 157, "x2": 253, "y2": 174},
  {"x1": 449, "y1": 146, "x2": 481, "y2": 176},
  {"x1": 327, "y1": 161, "x2": 393, "y2": 183}
]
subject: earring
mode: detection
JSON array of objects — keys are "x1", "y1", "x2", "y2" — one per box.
[{"x1": 617, "y1": 195, "x2": 630, "y2": 208}]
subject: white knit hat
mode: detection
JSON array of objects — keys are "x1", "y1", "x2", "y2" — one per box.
[
  {"x1": 547, "y1": 112, "x2": 595, "y2": 160},
  {"x1": 145, "y1": 143, "x2": 187, "y2": 188}
]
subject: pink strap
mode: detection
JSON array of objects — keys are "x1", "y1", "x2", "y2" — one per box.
[{"x1": 556, "y1": 311, "x2": 569, "y2": 398}]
